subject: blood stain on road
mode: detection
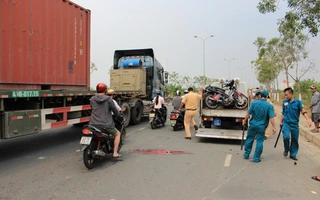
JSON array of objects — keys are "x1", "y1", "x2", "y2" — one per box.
[{"x1": 133, "y1": 149, "x2": 191, "y2": 155}]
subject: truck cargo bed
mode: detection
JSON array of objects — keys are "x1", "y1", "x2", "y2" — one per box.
[
  {"x1": 195, "y1": 127, "x2": 247, "y2": 140},
  {"x1": 201, "y1": 107, "x2": 247, "y2": 118}
]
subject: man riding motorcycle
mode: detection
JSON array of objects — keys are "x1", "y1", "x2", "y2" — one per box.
[
  {"x1": 89, "y1": 83, "x2": 123, "y2": 158},
  {"x1": 172, "y1": 90, "x2": 182, "y2": 110}
]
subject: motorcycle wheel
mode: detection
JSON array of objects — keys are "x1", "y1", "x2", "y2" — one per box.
[
  {"x1": 205, "y1": 95, "x2": 219, "y2": 109},
  {"x1": 173, "y1": 126, "x2": 178, "y2": 131},
  {"x1": 83, "y1": 146, "x2": 97, "y2": 169},
  {"x1": 121, "y1": 128, "x2": 127, "y2": 143},
  {"x1": 151, "y1": 121, "x2": 156, "y2": 129},
  {"x1": 234, "y1": 94, "x2": 248, "y2": 110}
]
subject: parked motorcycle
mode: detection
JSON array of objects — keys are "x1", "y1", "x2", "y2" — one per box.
[
  {"x1": 149, "y1": 106, "x2": 167, "y2": 129},
  {"x1": 80, "y1": 116, "x2": 125, "y2": 169},
  {"x1": 204, "y1": 79, "x2": 248, "y2": 110},
  {"x1": 170, "y1": 109, "x2": 184, "y2": 131}
]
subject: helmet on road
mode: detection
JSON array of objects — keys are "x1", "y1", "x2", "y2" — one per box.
[
  {"x1": 176, "y1": 90, "x2": 181, "y2": 96},
  {"x1": 184, "y1": 90, "x2": 188, "y2": 94},
  {"x1": 96, "y1": 83, "x2": 107, "y2": 93}
]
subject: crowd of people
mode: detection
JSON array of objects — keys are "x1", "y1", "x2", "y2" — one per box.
[{"x1": 89, "y1": 83, "x2": 320, "y2": 182}]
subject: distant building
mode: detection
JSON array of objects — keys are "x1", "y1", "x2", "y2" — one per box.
[{"x1": 282, "y1": 80, "x2": 294, "y2": 89}]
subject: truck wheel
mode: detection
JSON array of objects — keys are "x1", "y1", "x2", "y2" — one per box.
[
  {"x1": 205, "y1": 95, "x2": 219, "y2": 109},
  {"x1": 121, "y1": 102, "x2": 131, "y2": 127},
  {"x1": 130, "y1": 102, "x2": 142, "y2": 125}
]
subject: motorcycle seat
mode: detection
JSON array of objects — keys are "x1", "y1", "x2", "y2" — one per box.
[{"x1": 85, "y1": 125, "x2": 112, "y2": 136}]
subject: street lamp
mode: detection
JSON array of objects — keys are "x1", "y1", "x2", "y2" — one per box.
[
  {"x1": 194, "y1": 35, "x2": 214, "y2": 77},
  {"x1": 224, "y1": 58, "x2": 235, "y2": 80},
  {"x1": 238, "y1": 67, "x2": 246, "y2": 80}
]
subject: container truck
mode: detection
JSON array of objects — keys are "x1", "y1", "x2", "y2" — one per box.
[
  {"x1": 110, "y1": 48, "x2": 168, "y2": 127},
  {"x1": 0, "y1": 0, "x2": 93, "y2": 140},
  {"x1": 0, "y1": 0, "x2": 167, "y2": 140},
  {"x1": 195, "y1": 80, "x2": 249, "y2": 140}
]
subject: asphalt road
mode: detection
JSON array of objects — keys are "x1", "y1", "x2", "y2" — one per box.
[{"x1": 1, "y1": 108, "x2": 320, "y2": 200}]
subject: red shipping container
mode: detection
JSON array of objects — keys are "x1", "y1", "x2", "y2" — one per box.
[{"x1": 0, "y1": 0, "x2": 91, "y2": 90}]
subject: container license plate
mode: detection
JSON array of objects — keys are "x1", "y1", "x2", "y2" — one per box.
[
  {"x1": 149, "y1": 113, "x2": 155, "y2": 118},
  {"x1": 80, "y1": 136, "x2": 92, "y2": 145},
  {"x1": 170, "y1": 120, "x2": 176, "y2": 124},
  {"x1": 213, "y1": 119, "x2": 221, "y2": 126}
]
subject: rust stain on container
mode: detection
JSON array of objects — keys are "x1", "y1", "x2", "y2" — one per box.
[{"x1": 133, "y1": 149, "x2": 191, "y2": 155}]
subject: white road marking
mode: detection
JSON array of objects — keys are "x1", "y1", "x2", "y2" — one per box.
[
  {"x1": 224, "y1": 154, "x2": 232, "y2": 167},
  {"x1": 211, "y1": 162, "x2": 250, "y2": 194},
  {"x1": 138, "y1": 128, "x2": 145, "y2": 131},
  {"x1": 38, "y1": 157, "x2": 45, "y2": 160}
]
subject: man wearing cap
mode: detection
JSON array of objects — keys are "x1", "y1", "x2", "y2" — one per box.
[
  {"x1": 178, "y1": 87, "x2": 203, "y2": 140},
  {"x1": 242, "y1": 90, "x2": 276, "y2": 163},
  {"x1": 309, "y1": 85, "x2": 320, "y2": 133},
  {"x1": 280, "y1": 87, "x2": 312, "y2": 161}
]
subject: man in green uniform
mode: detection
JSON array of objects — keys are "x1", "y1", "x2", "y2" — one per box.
[{"x1": 242, "y1": 90, "x2": 276, "y2": 163}]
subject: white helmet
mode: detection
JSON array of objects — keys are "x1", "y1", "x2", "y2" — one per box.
[
  {"x1": 176, "y1": 90, "x2": 181, "y2": 96},
  {"x1": 184, "y1": 90, "x2": 188, "y2": 94}
]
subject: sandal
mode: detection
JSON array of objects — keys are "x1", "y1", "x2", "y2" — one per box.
[
  {"x1": 311, "y1": 176, "x2": 320, "y2": 182},
  {"x1": 113, "y1": 154, "x2": 122, "y2": 158},
  {"x1": 311, "y1": 130, "x2": 319, "y2": 133}
]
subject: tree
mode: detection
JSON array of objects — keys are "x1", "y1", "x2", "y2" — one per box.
[
  {"x1": 283, "y1": 32, "x2": 315, "y2": 100},
  {"x1": 257, "y1": 0, "x2": 320, "y2": 36},
  {"x1": 254, "y1": 57, "x2": 278, "y2": 90},
  {"x1": 90, "y1": 62, "x2": 97, "y2": 74},
  {"x1": 252, "y1": 37, "x2": 283, "y2": 90}
]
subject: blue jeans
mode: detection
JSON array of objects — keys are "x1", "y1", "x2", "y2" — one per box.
[
  {"x1": 282, "y1": 122, "x2": 299, "y2": 157},
  {"x1": 244, "y1": 126, "x2": 265, "y2": 162}
]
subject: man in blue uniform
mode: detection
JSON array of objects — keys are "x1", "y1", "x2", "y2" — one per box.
[
  {"x1": 242, "y1": 90, "x2": 276, "y2": 163},
  {"x1": 280, "y1": 87, "x2": 312, "y2": 161}
]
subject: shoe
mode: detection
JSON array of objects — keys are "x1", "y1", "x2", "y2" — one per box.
[
  {"x1": 311, "y1": 176, "x2": 320, "y2": 182},
  {"x1": 290, "y1": 156, "x2": 298, "y2": 161},
  {"x1": 113, "y1": 154, "x2": 122, "y2": 158},
  {"x1": 194, "y1": 125, "x2": 198, "y2": 131},
  {"x1": 243, "y1": 156, "x2": 249, "y2": 159},
  {"x1": 311, "y1": 129, "x2": 319, "y2": 133},
  {"x1": 184, "y1": 137, "x2": 191, "y2": 140},
  {"x1": 252, "y1": 160, "x2": 261, "y2": 163},
  {"x1": 283, "y1": 151, "x2": 288, "y2": 157}
]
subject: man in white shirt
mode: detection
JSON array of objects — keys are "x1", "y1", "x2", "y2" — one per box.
[{"x1": 107, "y1": 89, "x2": 124, "y2": 112}]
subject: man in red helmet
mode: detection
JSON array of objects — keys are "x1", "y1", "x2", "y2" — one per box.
[{"x1": 89, "y1": 83, "x2": 122, "y2": 158}]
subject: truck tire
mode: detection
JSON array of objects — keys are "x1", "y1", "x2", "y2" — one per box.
[
  {"x1": 121, "y1": 102, "x2": 130, "y2": 127},
  {"x1": 130, "y1": 101, "x2": 142, "y2": 125},
  {"x1": 205, "y1": 95, "x2": 219, "y2": 109}
]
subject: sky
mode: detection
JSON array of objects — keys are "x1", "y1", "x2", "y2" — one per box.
[{"x1": 72, "y1": 0, "x2": 319, "y2": 89}]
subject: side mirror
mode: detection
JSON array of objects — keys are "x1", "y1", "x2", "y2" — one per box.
[{"x1": 164, "y1": 71, "x2": 168, "y2": 80}]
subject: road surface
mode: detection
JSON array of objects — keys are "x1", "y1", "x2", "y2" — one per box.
[{"x1": 1, "y1": 108, "x2": 320, "y2": 200}]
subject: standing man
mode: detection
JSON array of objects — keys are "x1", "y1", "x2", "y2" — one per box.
[
  {"x1": 172, "y1": 90, "x2": 182, "y2": 110},
  {"x1": 242, "y1": 90, "x2": 276, "y2": 163},
  {"x1": 280, "y1": 87, "x2": 312, "y2": 161},
  {"x1": 309, "y1": 85, "x2": 320, "y2": 133},
  {"x1": 178, "y1": 87, "x2": 203, "y2": 140},
  {"x1": 265, "y1": 95, "x2": 276, "y2": 140}
]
